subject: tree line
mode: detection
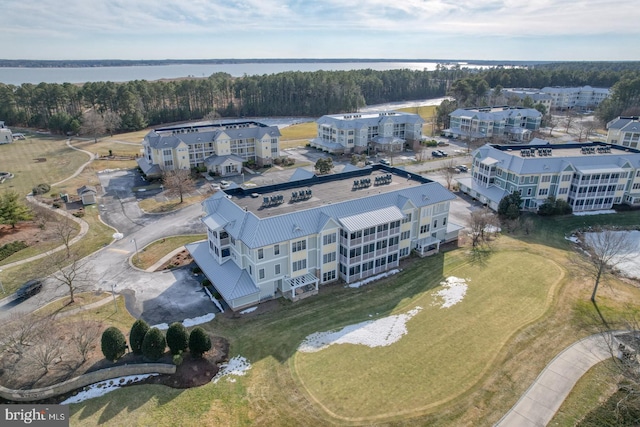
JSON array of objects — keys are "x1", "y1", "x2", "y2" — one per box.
[{"x1": 0, "y1": 63, "x2": 638, "y2": 135}]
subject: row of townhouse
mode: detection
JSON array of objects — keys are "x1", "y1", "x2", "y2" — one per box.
[
  {"x1": 500, "y1": 89, "x2": 553, "y2": 112},
  {"x1": 606, "y1": 116, "x2": 640, "y2": 149},
  {"x1": 187, "y1": 167, "x2": 457, "y2": 310},
  {"x1": 310, "y1": 111, "x2": 424, "y2": 154},
  {"x1": 445, "y1": 106, "x2": 542, "y2": 142},
  {"x1": 457, "y1": 141, "x2": 640, "y2": 212},
  {"x1": 137, "y1": 121, "x2": 281, "y2": 178},
  {"x1": 540, "y1": 86, "x2": 610, "y2": 111}
]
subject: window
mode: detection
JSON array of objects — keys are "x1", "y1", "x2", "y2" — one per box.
[
  {"x1": 221, "y1": 248, "x2": 230, "y2": 257},
  {"x1": 363, "y1": 227, "x2": 376, "y2": 237},
  {"x1": 538, "y1": 188, "x2": 549, "y2": 196},
  {"x1": 249, "y1": 265, "x2": 252, "y2": 275},
  {"x1": 292, "y1": 259, "x2": 307, "y2": 272},
  {"x1": 350, "y1": 230, "x2": 362, "y2": 240},
  {"x1": 527, "y1": 188, "x2": 532, "y2": 196},
  {"x1": 323, "y1": 252, "x2": 336, "y2": 263},
  {"x1": 388, "y1": 236, "x2": 399, "y2": 246},
  {"x1": 400, "y1": 230, "x2": 410, "y2": 240},
  {"x1": 420, "y1": 224, "x2": 430, "y2": 234},
  {"x1": 375, "y1": 257, "x2": 387, "y2": 267},
  {"x1": 376, "y1": 240, "x2": 388, "y2": 250},
  {"x1": 362, "y1": 243, "x2": 375, "y2": 254},
  {"x1": 400, "y1": 247, "x2": 410, "y2": 257},
  {"x1": 377, "y1": 223, "x2": 389, "y2": 233},
  {"x1": 562, "y1": 174, "x2": 571, "y2": 182},
  {"x1": 259, "y1": 269, "x2": 265, "y2": 280},
  {"x1": 443, "y1": 217, "x2": 447, "y2": 225},
  {"x1": 323, "y1": 270, "x2": 336, "y2": 282},
  {"x1": 559, "y1": 187, "x2": 568, "y2": 194},
  {"x1": 323, "y1": 233, "x2": 336, "y2": 245},
  {"x1": 275, "y1": 264, "x2": 281, "y2": 275},
  {"x1": 163, "y1": 149, "x2": 172, "y2": 156},
  {"x1": 292, "y1": 240, "x2": 306, "y2": 252},
  {"x1": 542, "y1": 175, "x2": 551, "y2": 183},
  {"x1": 402, "y1": 213, "x2": 412, "y2": 223},
  {"x1": 362, "y1": 261, "x2": 373, "y2": 271},
  {"x1": 257, "y1": 248, "x2": 264, "y2": 259},
  {"x1": 349, "y1": 247, "x2": 361, "y2": 258},
  {"x1": 349, "y1": 265, "x2": 361, "y2": 275},
  {"x1": 633, "y1": 183, "x2": 640, "y2": 190},
  {"x1": 164, "y1": 159, "x2": 173, "y2": 167},
  {"x1": 274, "y1": 244, "x2": 280, "y2": 255}
]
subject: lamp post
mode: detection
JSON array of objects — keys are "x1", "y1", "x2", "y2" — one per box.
[
  {"x1": 131, "y1": 238, "x2": 140, "y2": 264},
  {"x1": 111, "y1": 282, "x2": 118, "y2": 312}
]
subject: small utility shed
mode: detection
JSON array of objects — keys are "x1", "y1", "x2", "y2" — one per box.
[{"x1": 77, "y1": 185, "x2": 97, "y2": 205}]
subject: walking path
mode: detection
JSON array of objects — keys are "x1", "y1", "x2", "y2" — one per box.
[{"x1": 495, "y1": 333, "x2": 616, "y2": 426}]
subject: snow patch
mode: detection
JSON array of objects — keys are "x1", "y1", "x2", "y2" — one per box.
[
  {"x1": 204, "y1": 286, "x2": 225, "y2": 313},
  {"x1": 240, "y1": 307, "x2": 257, "y2": 314},
  {"x1": 151, "y1": 313, "x2": 215, "y2": 331},
  {"x1": 584, "y1": 230, "x2": 640, "y2": 280},
  {"x1": 484, "y1": 225, "x2": 501, "y2": 233},
  {"x1": 565, "y1": 235, "x2": 580, "y2": 243},
  {"x1": 347, "y1": 269, "x2": 400, "y2": 289},
  {"x1": 573, "y1": 209, "x2": 616, "y2": 216},
  {"x1": 212, "y1": 356, "x2": 252, "y2": 384},
  {"x1": 60, "y1": 374, "x2": 158, "y2": 405},
  {"x1": 432, "y1": 277, "x2": 468, "y2": 308},
  {"x1": 298, "y1": 306, "x2": 422, "y2": 353}
]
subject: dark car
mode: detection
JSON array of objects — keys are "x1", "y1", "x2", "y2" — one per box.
[
  {"x1": 432, "y1": 150, "x2": 442, "y2": 158},
  {"x1": 15, "y1": 279, "x2": 43, "y2": 299}
]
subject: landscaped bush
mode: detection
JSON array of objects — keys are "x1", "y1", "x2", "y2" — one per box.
[
  {"x1": 166, "y1": 322, "x2": 189, "y2": 355},
  {"x1": 189, "y1": 327, "x2": 211, "y2": 358},
  {"x1": 192, "y1": 266, "x2": 202, "y2": 274},
  {"x1": 31, "y1": 183, "x2": 51, "y2": 195},
  {"x1": 101, "y1": 327, "x2": 127, "y2": 362},
  {"x1": 72, "y1": 211, "x2": 85, "y2": 218},
  {"x1": 141, "y1": 327, "x2": 166, "y2": 361},
  {"x1": 0, "y1": 241, "x2": 28, "y2": 261},
  {"x1": 202, "y1": 279, "x2": 211, "y2": 287},
  {"x1": 129, "y1": 319, "x2": 150, "y2": 355}
]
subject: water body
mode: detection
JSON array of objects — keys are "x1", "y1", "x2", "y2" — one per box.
[{"x1": 0, "y1": 61, "x2": 483, "y2": 85}]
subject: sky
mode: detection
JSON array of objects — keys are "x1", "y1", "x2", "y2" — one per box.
[{"x1": 3, "y1": 0, "x2": 639, "y2": 61}]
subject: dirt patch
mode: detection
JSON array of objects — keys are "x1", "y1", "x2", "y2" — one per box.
[
  {"x1": 160, "y1": 249, "x2": 194, "y2": 270},
  {"x1": 0, "y1": 221, "x2": 59, "y2": 247}
]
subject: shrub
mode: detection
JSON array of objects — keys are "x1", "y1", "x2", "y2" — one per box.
[
  {"x1": 129, "y1": 319, "x2": 150, "y2": 355},
  {"x1": 192, "y1": 266, "x2": 202, "y2": 274},
  {"x1": 0, "y1": 241, "x2": 28, "y2": 261},
  {"x1": 189, "y1": 327, "x2": 211, "y2": 358},
  {"x1": 173, "y1": 353, "x2": 183, "y2": 366},
  {"x1": 141, "y1": 327, "x2": 166, "y2": 361},
  {"x1": 31, "y1": 183, "x2": 51, "y2": 195},
  {"x1": 101, "y1": 327, "x2": 127, "y2": 362},
  {"x1": 166, "y1": 322, "x2": 189, "y2": 355},
  {"x1": 72, "y1": 211, "x2": 85, "y2": 218}
]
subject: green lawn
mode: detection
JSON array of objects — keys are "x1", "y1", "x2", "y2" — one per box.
[
  {"x1": 66, "y1": 247, "x2": 566, "y2": 426},
  {"x1": 132, "y1": 235, "x2": 206, "y2": 270},
  {"x1": 279, "y1": 122, "x2": 317, "y2": 141},
  {"x1": 0, "y1": 136, "x2": 88, "y2": 196},
  {"x1": 294, "y1": 250, "x2": 562, "y2": 421}
]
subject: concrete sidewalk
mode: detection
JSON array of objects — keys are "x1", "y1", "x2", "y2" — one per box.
[{"x1": 495, "y1": 333, "x2": 615, "y2": 426}]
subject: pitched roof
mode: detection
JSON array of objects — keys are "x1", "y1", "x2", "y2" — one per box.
[{"x1": 201, "y1": 182, "x2": 455, "y2": 248}]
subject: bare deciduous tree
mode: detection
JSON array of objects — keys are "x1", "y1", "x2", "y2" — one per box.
[
  {"x1": 46, "y1": 251, "x2": 92, "y2": 304},
  {"x1": 2, "y1": 312, "x2": 48, "y2": 355},
  {"x1": 163, "y1": 169, "x2": 196, "y2": 204},
  {"x1": 467, "y1": 208, "x2": 499, "y2": 248},
  {"x1": 70, "y1": 318, "x2": 103, "y2": 363},
  {"x1": 27, "y1": 328, "x2": 63, "y2": 374},
  {"x1": 79, "y1": 108, "x2": 106, "y2": 143},
  {"x1": 583, "y1": 228, "x2": 638, "y2": 302},
  {"x1": 441, "y1": 159, "x2": 458, "y2": 190},
  {"x1": 576, "y1": 119, "x2": 598, "y2": 142}
]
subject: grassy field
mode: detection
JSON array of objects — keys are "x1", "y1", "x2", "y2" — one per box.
[
  {"x1": 280, "y1": 122, "x2": 317, "y2": 141},
  {"x1": 294, "y1": 250, "x2": 561, "y2": 421},
  {"x1": 0, "y1": 135, "x2": 88, "y2": 196},
  {"x1": 72, "y1": 137, "x2": 142, "y2": 159},
  {"x1": 131, "y1": 235, "x2": 206, "y2": 270}
]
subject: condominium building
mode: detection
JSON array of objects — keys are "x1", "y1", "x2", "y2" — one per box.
[
  {"x1": 457, "y1": 141, "x2": 640, "y2": 212},
  {"x1": 501, "y1": 89, "x2": 553, "y2": 112},
  {"x1": 310, "y1": 111, "x2": 424, "y2": 154},
  {"x1": 0, "y1": 121, "x2": 13, "y2": 144},
  {"x1": 445, "y1": 106, "x2": 542, "y2": 142},
  {"x1": 540, "y1": 86, "x2": 610, "y2": 111},
  {"x1": 187, "y1": 166, "x2": 457, "y2": 310},
  {"x1": 606, "y1": 116, "x2": 640, "y2": 148},
  {"x1": 137, "y1": 121, "x2": 281, "y2": 177}
]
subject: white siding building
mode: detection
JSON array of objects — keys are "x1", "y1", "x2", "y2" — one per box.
[
  {"x1": 457, "y1": 141, "x2": 640, "y2": 212},
  {"x1": 0, "y1": 121, "x2": 13, "y2": 144},
  {"x1": 606, "y1": 116, "x2": 640, "y2": 148},
  {"x1": 138, "y1": 121, "x2": 281, "y2": 177},
  {"x1": 540, "y1": 86, "x2": 610, "y2": 111},
  {"x1": 187, "y1": 167, "x2": 456, "y2": 310},
  {"x1": 310, "y1": 111, "x2": 424, "y2": 154},
  {"x1": 446, "y1": 106, "x2": 542, "y2": 142}
]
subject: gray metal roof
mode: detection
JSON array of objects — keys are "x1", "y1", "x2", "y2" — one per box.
[
  {"x1": 289, "y1": 168, "x2": 315, "y2": 182},
  {"x1": 201, "y1": 182, "x2": 455, "y2": 249},
  {"x1": 317, "y1": 111, "x2": 424, "y2": 129},
  {"x1": 186, "y1": 242, "x2": 260, "y2": 301},
  {"x1": 204, "y1": 154, "x2": 244, "y2": 167},
  {"x1": 144, "y1": 123, "x2": 280, "y2": 150},
  {"x1": 450, "y1": 107, "x2": 541, "y2": 122},
  {"x1": 338, "y1": 206, "x2": 404, "y2": 232}
]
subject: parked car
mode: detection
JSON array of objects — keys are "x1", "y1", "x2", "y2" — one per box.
[
  {"x1": 437, "y1": 141, "x2": 449, "y2": 146},
  {"x1": 455, "y1": 165, "x2": 468, "y2": 172},
  {"x1": 15, "y1": 279, "x2": 43, "y2": 300},
  {"x1": 432, "y1": 150, "x2": 442, "y2": 158},
  {"x1": 438, "y1": 150, "x2": 448, "y2": 157},
  {"x1": 379, "y1": 159, "x2": 391, "y2": 165},
  {"x1": 220, "y1": 180, "x2": 230, "y2": 189}
]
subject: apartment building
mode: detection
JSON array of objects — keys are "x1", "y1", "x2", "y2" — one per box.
[
  {"x1": 457, "y1": 141, "x2": 640, "y2": 212},
  {"x1": 137, "y1": 121, "x2": 281, "y2": 177},
  {"x1": 187, "y1": 166, "x2": 456, "y2": 310},
  {"x1": 540, "y1": 86, "x2": 610, "y2": 111},
  {"x1": 501, "y1": 89, "x2": 553, "y2": 112},
  {"x1": 606, "y1": 116, "x2": 640, "y2": 148},
  {"x1": 0, "y1": 121, "x2": 13, "y2": 144},
  {"x1": 310, "y1": 111, "x2": 424, "y2": 154},
  {"x1": 445, "y1": 106, "x2": 542, "y2": 142}
]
